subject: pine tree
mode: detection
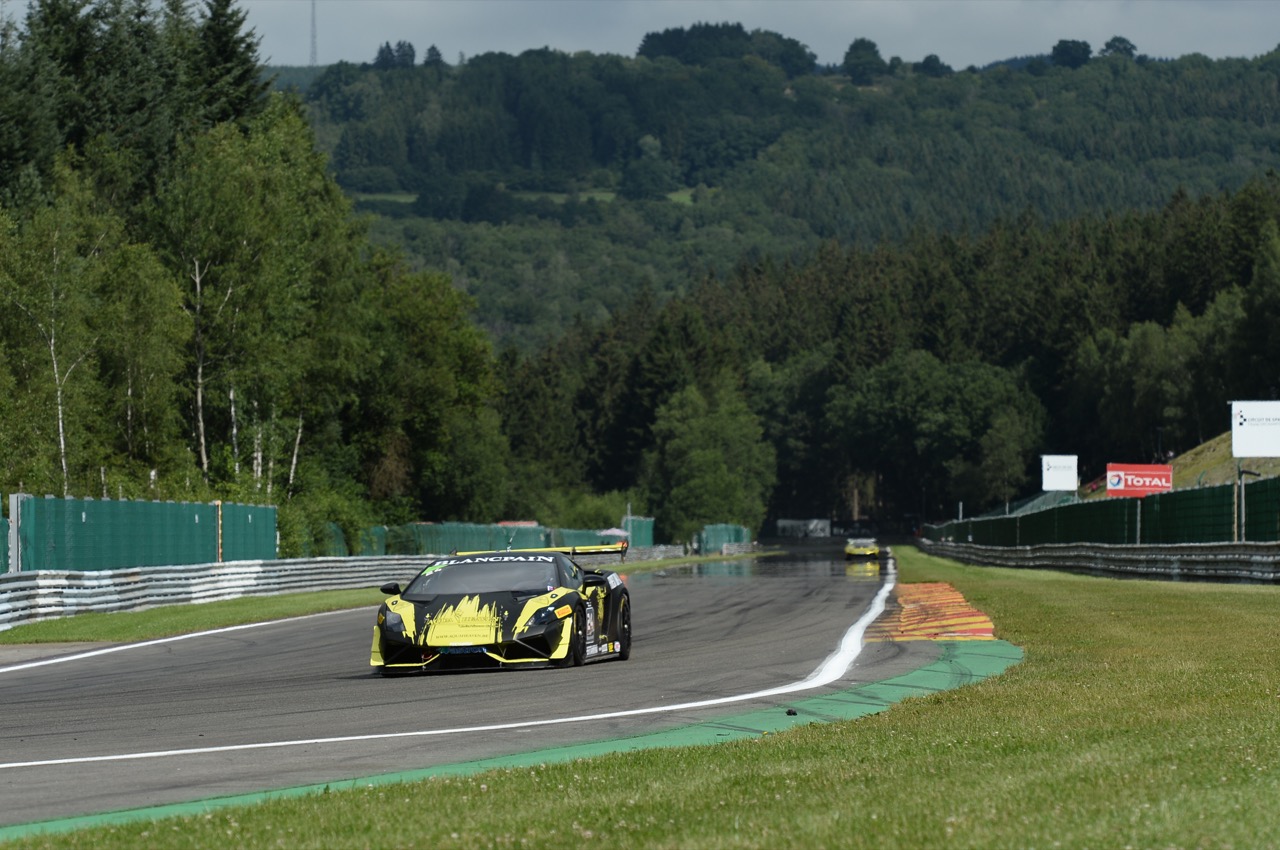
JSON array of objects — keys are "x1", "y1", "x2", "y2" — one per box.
[{"x1": 194, "y1": 0, "x2": 269, "y2": 128}]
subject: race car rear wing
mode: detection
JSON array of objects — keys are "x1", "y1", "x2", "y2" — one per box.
[{"x1": 454, "y1": 541, "x2": 629, "y2": 561}]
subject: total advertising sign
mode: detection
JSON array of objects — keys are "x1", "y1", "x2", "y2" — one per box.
[{"x1": 1106, "y1": 463, "x2": 1173, "y2": 498}]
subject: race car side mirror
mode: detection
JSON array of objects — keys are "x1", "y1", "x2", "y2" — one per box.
[{"x1": 380, "y1": 582, "x2": 402, "y2": 595}]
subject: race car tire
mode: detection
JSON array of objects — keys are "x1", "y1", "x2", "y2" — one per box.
[
  {"x1": 570, "y1": 605, "x2": 587, "y2": 667},
  {"x1": 617, "y1": 596, "x2": 632, "y2": 661}
]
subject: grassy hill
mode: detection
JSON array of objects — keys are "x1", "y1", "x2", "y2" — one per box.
[
  {"x1": 1075, "y1": 430, "x2": 1280, "y2": 500},
  {"x1": 1169, "y1": 431, "x2": 1280, "y2": 489}
]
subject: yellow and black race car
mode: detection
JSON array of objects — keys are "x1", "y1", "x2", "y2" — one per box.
[
  {"x1": 843, "y1": 537, "x2": 880, "y2": 561},
  {"x1": 371, "y1": 545, "x2": 631, "y2": 675}
]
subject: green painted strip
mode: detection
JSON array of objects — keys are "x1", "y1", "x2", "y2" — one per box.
[{"x1": 0, "y1": 640, "x2": 1021, "y2": 842}]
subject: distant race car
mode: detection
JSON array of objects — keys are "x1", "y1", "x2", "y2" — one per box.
[
  {"x1": 844, "y1": 537, "x2": 880, "y2": 561},
  {"x1": 370, "y1": 545, "x2": 631, "y2": 675}
]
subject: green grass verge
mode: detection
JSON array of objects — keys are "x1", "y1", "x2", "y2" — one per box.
[{"x1": 8, "y1": 545, "x2": 1280, "y2": 848}]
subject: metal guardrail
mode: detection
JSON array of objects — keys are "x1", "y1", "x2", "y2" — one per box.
[
  {"x1": 918, "y1": 539, "x2": 1280, "y2": 582},
  {"x1": 0, "y1": 545, "x2": 695, "y2": 631}
]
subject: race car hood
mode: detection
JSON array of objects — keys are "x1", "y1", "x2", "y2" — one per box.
[{"x1": 385, "y1": 588, "x2": 578, "y2": 646}]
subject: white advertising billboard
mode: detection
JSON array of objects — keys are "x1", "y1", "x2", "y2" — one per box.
[
  {"x1": 1232, "y1": 401, "x2": 1280, "y2": 458},
  {"x1": 1041, "y1": 455, "x2": 1078, "y2": 491}
]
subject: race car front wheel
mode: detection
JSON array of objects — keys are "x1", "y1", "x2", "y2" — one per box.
[
  {"x1": 557, "y1": 606, "x2": 587, "y2": 668},
  {"x1": 617, "y1": 596, "x2": 632, "y2": 661}
]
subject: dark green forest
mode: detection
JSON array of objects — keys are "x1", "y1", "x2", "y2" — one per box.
[
  {"x1": 4, "y1": 3, "x2": 1280, "y2": 547},
  {"x1": 298, "y1": 26, "x2": 1280, "y2": 352}
]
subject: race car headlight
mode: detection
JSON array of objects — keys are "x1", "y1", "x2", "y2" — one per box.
[
  {"x1": 529, "y1": 604, "x2": 572, "y2": 626},
  {"x1": 378, "y1": 607, "x2": 406, "y2": 634}
]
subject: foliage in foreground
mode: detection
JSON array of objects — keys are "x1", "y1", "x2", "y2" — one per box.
[{"x1": 8, "y1": 547, "x2": 1279, "y2": 849}]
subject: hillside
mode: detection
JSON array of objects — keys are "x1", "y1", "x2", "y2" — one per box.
[
  {"x1": 294, "y1": 42, "x2": 1280, "y2": 348},
  {"x1": 1171, "y1": 432, "x2": 1280, "y2": 489},
  {"x1": 1069, "y1": 431, "x2": 1280, "y2": 502},
  {"x1": 8, "y1": 8, "x2": 1280, "y2": 545}
]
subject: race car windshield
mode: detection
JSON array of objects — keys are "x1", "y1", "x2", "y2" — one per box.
[{"x1": 403, "y1": 559, "x2": 559, "y2": 598}]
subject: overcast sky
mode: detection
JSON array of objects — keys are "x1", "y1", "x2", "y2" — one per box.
[{"x1": 229, "y1": 0, "x2": 1280, "y2": 70}]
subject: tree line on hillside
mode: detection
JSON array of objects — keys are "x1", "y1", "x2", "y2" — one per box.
[
  {"x1": 6, "y1": 4, "x2": 1280, "y2": 547},
  {"x1": 498, "y1": 173, "x2": 1280, "y2": 526},
  {"x1": 299, "y1": 27, "x2": 1280, "y2": 349},
  {"x1": 0, "y1": 0, "x2": 512, "y2": 552}
]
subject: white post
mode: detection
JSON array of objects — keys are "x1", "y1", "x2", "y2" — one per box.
[{"x1": 8, "y1": 493, "x2": 29, "y2": 573}]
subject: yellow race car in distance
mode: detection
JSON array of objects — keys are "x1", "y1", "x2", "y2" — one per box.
[{"x1": 843, "y1": 537, "x2": 880, "y2": 561}]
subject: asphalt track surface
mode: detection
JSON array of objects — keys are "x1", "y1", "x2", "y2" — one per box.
[{"x1": 0, "y1": 547, "x2": 936, "y2": 828}]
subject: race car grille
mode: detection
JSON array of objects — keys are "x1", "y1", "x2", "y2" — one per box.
[
  {"x1": 426, "y1": 597, "x2": 500, "y2": 645},
  {"x1": 428, "y1": 623, "x2": 499, "y2": 644}
]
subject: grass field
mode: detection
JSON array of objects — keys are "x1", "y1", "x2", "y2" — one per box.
[{"x1": 6, "y1": 546, "x2": 1280, "y2": 848}]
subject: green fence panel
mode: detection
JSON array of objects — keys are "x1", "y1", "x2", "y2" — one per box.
[
  {"x1": 1242, "y1": 477, "x2": 1280, "y2": 542},
  {"x1": 1, "y1": 516, "x2": 7, "y2": 570},
  {"x1": 969, "y1": 515, "x2": 1018, "y2": 546},
  {"x1": 220, "y1": 503, "x2": 278, "y2": 561},
  {"x1": 384, "y1": 522, "x2": 550, "y2": 555},
  {"x1": 623, "y1": 516, "x2": 655, "y2": 548},
  {"x1": 1014, "y1": 498, "x2": 1137, "y2": 545},
  {"x1": 380, "y1": 522, "x2": 646, "y2": 554},
  {"x1": 555, "y1": 528, "x2": 603, "y2": 547},
  {"x1": 1140, "y1": 484, "x2": 1234, "y2": 544},
  {"x1": 551, "y1": 528, "x2": 631, "y2": 547},
  {"x1": 11, "y1": 497, "x2": 276, "y2": 571},
  {"x1": 503, "y1": 525, "x2": 550, "y2": 549},
  {"x1": 320, "y1": 521, "x2": 349, "y2": 557},
  {"x1": 927, "y1": 481, "x2": 1270, "y2": 548},
  {"x1": 20, "y1": 497, "x2": 219, "y2": 571},
  {"x1": 697, "y1": 523, "x2": 750, "y2": 554},
  {"x1": 357, "y1": 525, "x2": 387, "y2": 556},
  {"x1": 384, "y1": 524, "x2": 416, "y2": 555}
]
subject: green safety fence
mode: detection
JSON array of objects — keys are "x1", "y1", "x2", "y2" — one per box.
[
  {"x1": 1140, "y1": 484, "x2": 1234, "y2": 544},
  {"x1": 623, "y1": 516, "x2": 655, "y2": 548},
  {"x1": 552, "y1": 527, "x2": 631, "y2": 547},
  {"x1": 384, "y1": 522, "x2": 550, "y2": 555},
  {"x1": 697, "y1": 523, "x2": 751, "y2": 554},
  {"x1": 1242, "y1": 476, "x2": 1280, "y2": 542},
  {"x1": 220, "y1": 502, "x2": 278, "y2": 561},
  {"x1": 368, "y1": 520, "x2": 655, "y2": 557},
  {"x1": 357, "y1": 525, "x2": 387, "y2": 556},
  {"x1": 14, "y1": 496, "x2": 276, "y2": 571},
  {"x1": 304, "y1": 515, "x2": 715, "y2": 559},
  {"x1": 296, "y1": 522, "x2": 352, "y2": 558},
  {"x1": 1027, "y1": 497, "x2": 1139, "y2": 545},
  {"x1": 928, "y1": 477, "x2": 1280, "y2": 547}
]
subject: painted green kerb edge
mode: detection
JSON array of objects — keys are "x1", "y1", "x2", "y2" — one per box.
[{"x1": 0, "y1": 639, "x2": 1021, "y2": 842}]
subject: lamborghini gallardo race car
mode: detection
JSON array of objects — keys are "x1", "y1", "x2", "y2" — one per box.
[
  {"x1": 844, "y1": 537, "x2": 880, "y2": 560},
  {"x1": 371, "y1": 545, "x2": 631, "y2": 675}
]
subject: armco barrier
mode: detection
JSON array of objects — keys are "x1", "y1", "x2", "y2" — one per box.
[
  {"x1": 918, "y1": 539, "x2": 1280, "y2": 582},
  {"x1": 0, "y1": 545, "x2": 692, "y2": 631}
]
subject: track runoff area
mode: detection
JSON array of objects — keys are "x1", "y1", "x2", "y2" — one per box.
[{"x1": 0, "y1": 550, "x2": 1020, "y2": 841}]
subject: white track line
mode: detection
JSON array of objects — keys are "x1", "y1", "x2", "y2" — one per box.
[
  {"x1": 0, "y1": 565, "x2": 895, "y2": 771},
  {"x1": 0, "y1": 609, "x2": 361, "y2": 675}
]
